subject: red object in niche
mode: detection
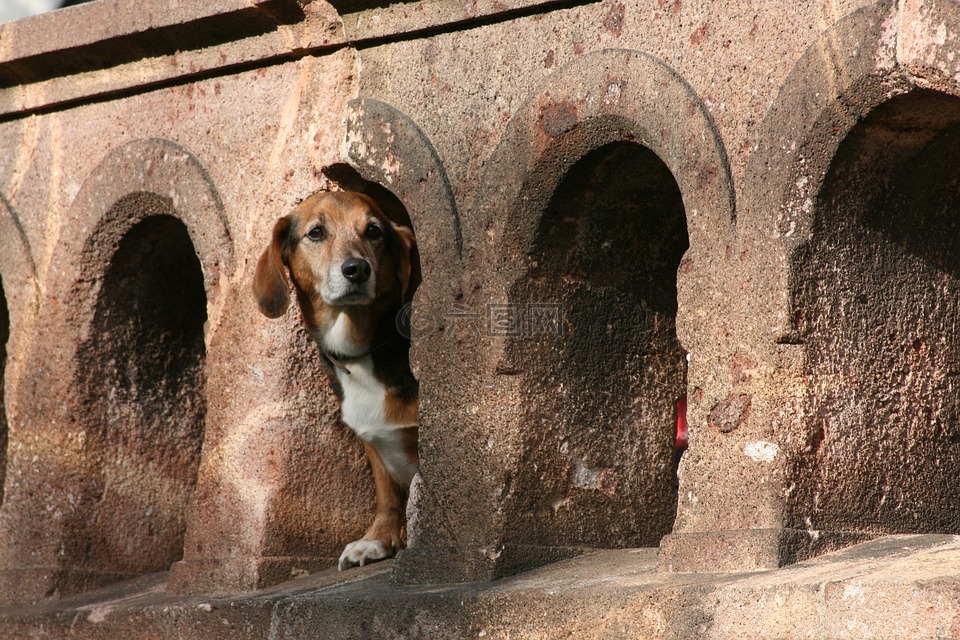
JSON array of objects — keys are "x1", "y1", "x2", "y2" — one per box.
[{"x1": 676, "y1": 394, "x2": 688, "y2": 451}]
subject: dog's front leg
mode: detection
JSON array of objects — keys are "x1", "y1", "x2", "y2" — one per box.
[{"x1": 338, "y1": 441, "x2": 407, "y2": 570}]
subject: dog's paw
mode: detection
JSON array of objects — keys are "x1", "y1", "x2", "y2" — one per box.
[{"x1": 338, "y1": 539, "x2": 396, "y2": 570}]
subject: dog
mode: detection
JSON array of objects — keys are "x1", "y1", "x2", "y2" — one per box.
[{"x1": 252, "y1": 189, "x2": 419, "y2": 570}]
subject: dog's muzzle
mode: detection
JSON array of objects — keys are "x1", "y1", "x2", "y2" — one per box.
[{"x1": 322, "y1": 258, "x2": 375, "y2": 305}]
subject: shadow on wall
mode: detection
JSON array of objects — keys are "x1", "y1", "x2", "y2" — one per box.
[
  {"x1": 0, "y1": 280, "x2": 6, "y2": 507},
  {"x1": 501, "y1": 140, "x2": 688, "y2": 554},
  {"x1": 76, "y1": 195, "x2": 207, "y2": 576},
  {"x1": 324, "y1": 163, "x2": 420, "y2": 236},
  {"x1": 791, "y1": 89, "x2": 960, "y2": 539}
]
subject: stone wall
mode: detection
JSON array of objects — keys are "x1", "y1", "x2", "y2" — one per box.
[{"x1": 0, "y1": 0, "x2": 958, "y2": 608}]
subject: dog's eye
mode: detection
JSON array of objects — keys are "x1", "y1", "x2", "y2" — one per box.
[
  {"x1": 365, "y1": 223, "x2": 384, "y2": 241},
  {"x1": 306, "y1": 225, "x2": 326, "y2": 241}
]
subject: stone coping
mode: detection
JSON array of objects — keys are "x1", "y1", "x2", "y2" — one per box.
[
  {"x1": 0, "y1": 0, "x2": 583, "y2": 119},
  {"x1": 0, "y1": 0, "x2": 334, "y2": 118},
  {"x1": 0, "y1": 1, "x2": 281, "y2": 63}
]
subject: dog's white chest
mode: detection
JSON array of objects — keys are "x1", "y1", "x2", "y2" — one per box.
[
  {"x1": 335, "y1": 357, "x2": 417, "y2": 485},
  {"x1": 318, "y1": 314, "x2": 362, "y2": 357},
  {"x1": 335, "y1": 357, "x2": 387, "y2": 438}
]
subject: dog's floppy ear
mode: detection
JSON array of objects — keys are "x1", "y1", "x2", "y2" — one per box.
[
  {"x1": 392, "y1": 224, "x2": 420, "y2": 302},
  {"x1": 253, "y1": 216, "x2": 293, "y2": 318}
]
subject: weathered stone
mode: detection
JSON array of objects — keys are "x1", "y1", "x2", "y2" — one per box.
[
  {"x1": 0, "y1": 0, "x2": 958, "y2": 636},
  {"x1": 4, "y1": 536, "x2": 960, "y2": 639},
  {"x1": 708, "y1": 394, "x2": 752, "y2": 433}
]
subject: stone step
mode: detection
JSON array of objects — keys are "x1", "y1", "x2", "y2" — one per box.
[{"x1": 2, "y1": 534, "x2": 958, "y2": 639}]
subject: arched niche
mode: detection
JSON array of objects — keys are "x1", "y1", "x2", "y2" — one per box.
[
  {"x1": 498, "y1": 137, "x2": 689, "y2": 554},
  {"x1": 77, "y1": 199, "x2": 207, "y2": 575},
  {"x1": 0, "y1": 139, "x2": 229, "y2": 602},
  {"x1": 396, "y1": 50, "x2": 732, "y2": 584},
  {"x1": 789, "y1": 89, "x2": 960, "y2": 539},
  {"x1": 709, "y1": 0, "x2": 960, "y2": 571},
  {"x1": 166, "y1": 110, "x2": 448, "y2": 593},
  {"x1": 62, "y1": 140, "x2": 231, "y2": 584}
]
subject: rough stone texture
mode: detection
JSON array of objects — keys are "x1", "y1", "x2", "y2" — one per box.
[
  {"x1": 0, "y1": 0, "x2": 959, "y2": 635},
  {"x1": 791, "y1": 89, "x2": 960, "y2": 538},
  {"x1": 4, "y1": 535, "x2": 960, "y2": 639}
]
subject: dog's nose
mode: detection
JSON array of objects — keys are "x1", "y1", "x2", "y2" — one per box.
[{"x1": 341, "y1": 258, "x2": 372, "y2": 284}]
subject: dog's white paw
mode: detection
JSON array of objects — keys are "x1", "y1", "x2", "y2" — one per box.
[{"x1": 338, "y1": 539, "x2": 394, "y2": 570}]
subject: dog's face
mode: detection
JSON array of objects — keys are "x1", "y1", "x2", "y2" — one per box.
[{"x1": 253, "y1": 191, "x2": 415, "y2": 324}]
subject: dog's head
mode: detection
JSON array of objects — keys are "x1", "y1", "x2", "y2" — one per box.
[{"x1": 253, "y1": 190, "x2": 417, "y2": 324}]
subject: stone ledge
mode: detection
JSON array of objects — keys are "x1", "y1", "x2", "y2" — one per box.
[
  {"x1": 0, "y1": 0, "x2": 284, "y2": 64},
  {"x1": 0, "y1": 0, "x2": 587, "y2": 120},
  {"x1": 3, "y1": 535, "x2": 959, "y2": 639},
  {"x1": 0, "y1": 0, "x2": 341, "y2": 118}
]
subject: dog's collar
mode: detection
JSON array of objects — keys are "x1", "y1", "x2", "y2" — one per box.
[{"x1": 322, "y1": 349, "x2": 367, "y2": 375}]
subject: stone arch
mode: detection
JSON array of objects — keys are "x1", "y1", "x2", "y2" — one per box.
[
  {"x1": 168, "y1": 108, "x2": 458, "y2": 594},
  {"x1": 479, "y1": 49, "x2": 732, "y2": 575},
  {"x1": 0, "y1": 139, "x2": 230, "y2": 600},
  {"x1": 64, "y1": 140, "x2": 230, "y2": 582},
  {"x1": 738, "y1": 0, "x2": 960, "y2": 565},
  {"x1": 397, "y1": 50, "x2": 733, "y2": 583},
  {"x1": 744, "y1": 2, "x2": 909, "y2": 341},
  {"x1": 465, "y1": 48, "x2": 733, "y2": 275},
  {"x1": 67, "y1": 138, "x2": 232, "y2": 315},
  {"x1": 0, "y1": 195, "x2": 38, "y2": 508}
]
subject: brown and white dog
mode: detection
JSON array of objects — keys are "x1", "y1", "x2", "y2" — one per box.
[{"x1": 252, "y1": 190, "x2": 419, "y2": 570}]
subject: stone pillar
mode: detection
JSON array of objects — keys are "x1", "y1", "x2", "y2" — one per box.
[{"x1": 394, "y1": 50, "x2": 737, "y2": 583}]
